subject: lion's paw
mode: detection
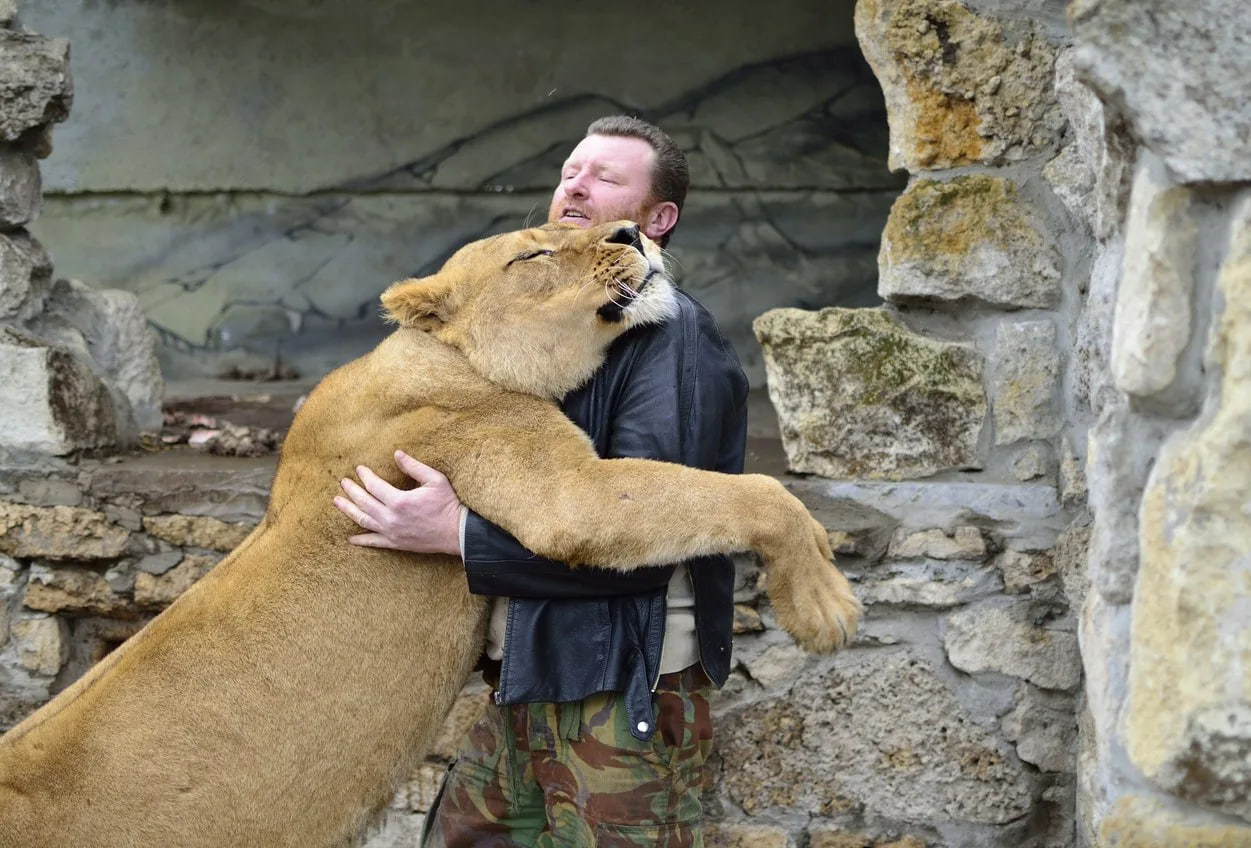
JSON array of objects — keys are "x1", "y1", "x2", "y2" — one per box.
[{"x1": 768, "y1": 519, "x2": 862, "y2": 654}]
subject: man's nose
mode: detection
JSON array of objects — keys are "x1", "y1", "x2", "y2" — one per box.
[
  {"x1": 562, "y1": 175, "x2": 588, "y2": 199},
  {"x1": 605, "y1": 223, "x2": 644, "y2": 254}
]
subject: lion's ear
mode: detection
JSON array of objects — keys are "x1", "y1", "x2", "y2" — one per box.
[{"x1": 380, "y1": 273, "x2": 459, "y2": 329}]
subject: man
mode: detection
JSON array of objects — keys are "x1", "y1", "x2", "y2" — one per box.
[{"x1": 334, "y1": 115, "x2": 748, "y2": 846}]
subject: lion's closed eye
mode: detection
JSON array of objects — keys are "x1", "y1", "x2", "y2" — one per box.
[{"x1": 508, "y1": 249, "x2": 555, "y2": 267}]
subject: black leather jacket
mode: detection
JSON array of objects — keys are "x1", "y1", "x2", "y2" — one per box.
[{"x1": 461, "y1": 289, "x2": 749, "y2": 740}]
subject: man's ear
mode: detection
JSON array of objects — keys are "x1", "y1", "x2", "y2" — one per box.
[
  {"x1": 642, "y1": 201, "x2": 679, "y2": 243},
  {"x1": 380, "y1": 272, "x2": 459, "y2": 329}
]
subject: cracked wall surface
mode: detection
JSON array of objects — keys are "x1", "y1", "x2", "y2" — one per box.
[{"x1": 22, "y1": 0, "x2": 903, "y2": 386}]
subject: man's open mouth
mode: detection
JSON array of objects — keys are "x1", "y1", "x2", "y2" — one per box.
[{"x1": 560, "y1": 208, "x2": 590, "y2": 222}]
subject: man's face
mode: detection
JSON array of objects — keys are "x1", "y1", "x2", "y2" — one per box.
[{"x1": 549, "y1": 134, "x2": 658, "y2": 234}]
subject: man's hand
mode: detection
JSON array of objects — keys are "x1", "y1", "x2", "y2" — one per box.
[{"x1": 333, "y1": 450, "x2": 464, "y2": 556}]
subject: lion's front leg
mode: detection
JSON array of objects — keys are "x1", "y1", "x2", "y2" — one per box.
[
  {"x1": 553, "y1": 464, "x2": 861, "y2": 653},
  {"x1": 422, "y1": 402, "x2": 860, "y2": 652}
]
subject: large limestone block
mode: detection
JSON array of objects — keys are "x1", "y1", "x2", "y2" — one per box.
[
  {"x1": 141, "y1": 514, "x2": 254, "y2": 552},
  {"x1": 1052, "y1": 518, "x2": 1091, "y2": 612},
  {"x1": 1070, "y1": 0, "x2": 1251, "y2": 184},
  {"x1": 754, "y1": 307, "x2": 986, "y2": 480},
  {"x1": 0, "y1": 554, "x2": 19, "y2": 648},
  {"x1": 133, "y1": 553, "x2": 217, "y2": 609},
  {"x1": 1125, "y1": 196, "x2": 1251, "y2": 821},
  {"x1": 0, "y1": 230, "x2": 52, "y2": 322},
  {"x1": 887, "y1": 526, "x2": 986, "y2": 560},
  {"x1": 717, "y1": 647, "x2": 1033, "y2": 825},
  {"x1": 991, "y1": 320, "x2": 1060, "y2": 445},
  {"x1": 27, "y1": 278, "x2": 165, "y2": 433},
  {"x1": 1112, "y1": 154, "x2": 1198, "y2": 400},
  {"x1": 0, "y1": 328, "x2": 119, "y2": 455},
  {"x1": 1001, "y1": 686, "x2": 1076, "y2": 773},
  {"x1": 1098, "y1": 795, "x2": 1251, "y2": 847},
  {"x1": 0, "y1": 147, "x2": 41, "y2": 227},
  {"x1": 1072, "y1": 235, "x2": 1122, "y2": 417},
  {"x1": 0, "y1": 612, "x2": 67, "y2": 728},
  {"x1": 997, "y1": 549, "x2": 1056, "y2": 596},
  {"x1": 854, "y1": 0, "x2": 1062, "y2": 171},
  {"x1": 1078, "y1": 593, "x2": 1132, "y2": 790},
  {"x1": 0, "y1": 31, "x2": 71, "y2": 143},
  {"x1": 945, "y1": 602, "x2": 1081, "y2": 691},
  {"x1": 785, "y1": 479, "x2": 1069, "y2": 553},
  {"x1": 878, "y1": 176, "x2": 1061, "y2": 309},
  {"x1": 1043, "y1": 47, "x2": 1133, "y2": 239},
  {"x1": 8, "y1": 614, "x2": 66, "y2": 676},
  {"x1": 87, "y1": 460, "x2": 274, "y2": 524},
  {"x1": 857, "y1": 562, "x2": 1001, "y2": 609},
  {"x1": 24, "y1": 562, "x2": 136, "y2": 618},
  {"x1": 0, "y1": 501, "x2": 129, "y2": 560}
]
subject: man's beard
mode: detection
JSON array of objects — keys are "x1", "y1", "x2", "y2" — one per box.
[{"x1": 548, "y1": 200, "x2": 649, "y2": 230}]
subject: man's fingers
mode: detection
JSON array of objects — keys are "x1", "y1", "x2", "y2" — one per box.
[
  {"x1": 339, "y1": 477, "x2": 385, "y2": 516},
  {"x1": 347, "y1": 532, "x2": 400, "y2": 549},
  {"x1": 395, "y1": 450, "x2": 450, "y2": 488},
  {"x1": 332, "y1": 495, "x2": 383, "y2": 533},
  {"x1": 357, "y1": 464, "x2": 402, "y2": 502}
]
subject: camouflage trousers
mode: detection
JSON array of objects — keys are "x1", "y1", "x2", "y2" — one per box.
[{"x1": 421, "y1": 664, "x2": 714, "y2": 848}]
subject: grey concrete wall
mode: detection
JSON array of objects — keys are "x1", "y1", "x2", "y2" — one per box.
[{"x1": 22, "y1": 0, "x2": 902, "y2": 385}]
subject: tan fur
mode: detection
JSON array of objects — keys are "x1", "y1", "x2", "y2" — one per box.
[{"x1": 0, "y1": 222, "x2": 860, "y2": 848}]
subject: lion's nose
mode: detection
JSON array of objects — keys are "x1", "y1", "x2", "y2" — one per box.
[{"x1": 606, "y1": 224, "x2": 644, "y2": 254}]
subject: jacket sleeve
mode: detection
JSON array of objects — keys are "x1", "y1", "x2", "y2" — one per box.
[{"x1": 460, "y1": 296, "x2": 747, "y2": 599}]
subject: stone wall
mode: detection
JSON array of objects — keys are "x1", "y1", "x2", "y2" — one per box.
[
  {"x1": 4, "y1": 1, "x2": 1251, "y2": 847},
  {"x1": 745, "y1": 0, "x2": 1251, "y2": 845},
  {"x1": 20, "y1": 0, "x2": 903, "y2": 386},
  {"x1": 1065, "y1": 1, "x2": 1251, "y2": 844},
  {"x1": 0, "y1": 8, "x2": 163, "y2": 460},
  {"x1": 0, "y1": 457, "x2": 269, "y2": 727},
  {"x1": 741, "y1": 1, "x2": 1088, "y2": 842}
]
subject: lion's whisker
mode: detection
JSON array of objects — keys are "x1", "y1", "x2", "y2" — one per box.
[
  {"x1": 604, "y1": 280, "x2": 628, "y2": 308},
  {"x1": 573, "y1": 274, "x2": 600, "y2": 303}
]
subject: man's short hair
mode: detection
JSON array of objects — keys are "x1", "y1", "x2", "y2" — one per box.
[{"x1": 586, "y1": 115, "x2": 689, "y2": 247}]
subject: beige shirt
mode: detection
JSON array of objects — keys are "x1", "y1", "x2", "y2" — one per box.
[{"x1": 484, "y1": 564, "x2": 699, "y2": 674}]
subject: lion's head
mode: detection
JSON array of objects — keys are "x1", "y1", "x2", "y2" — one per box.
[{"x1": 381, "y1": 221, "x2": 676, "y2": 399}]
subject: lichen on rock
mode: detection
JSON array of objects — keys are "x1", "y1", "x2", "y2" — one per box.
[
  {"x1": 879, "y1": 176, "x2": 1061, "y2": 309},
  {"x1": 754, "y1": 306, "x2": 986, "y2": 480},
  {"x1": 855, "y1": 0, "x2": 1063, "y2": 171}
]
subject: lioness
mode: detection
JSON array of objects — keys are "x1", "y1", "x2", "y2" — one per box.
[{"x1": 0, "y1": 221, "x2": 859, "y2": 848}]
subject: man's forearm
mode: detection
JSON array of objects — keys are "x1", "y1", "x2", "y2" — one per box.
[{"x1": 461, "y1": 509, "x2": 676, "y2": 599}]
